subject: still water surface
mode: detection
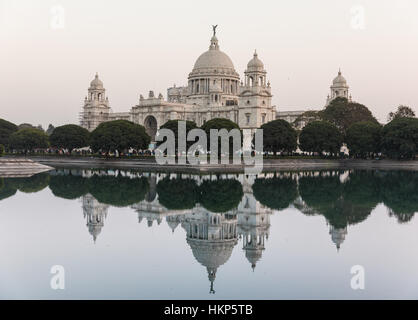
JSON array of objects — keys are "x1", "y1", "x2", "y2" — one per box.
[{"x1": 0, "y1": 168, "x2": 417, "y2": 299}]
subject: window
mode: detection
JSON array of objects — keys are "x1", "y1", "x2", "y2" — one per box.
[
  {"x1": 262, "y1": 113, "x2": 266, "y2": 124},
  {"x1": 246, "y1": 113, "x2": 251, "y2": 125},
  {"x1": 196, "y1": 84, "x2": 199, "y2": 93}
]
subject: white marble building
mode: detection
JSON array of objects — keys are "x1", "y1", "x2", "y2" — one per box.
[{"x1": 80, "y1": 27, "x2": 276, "y2": 143}]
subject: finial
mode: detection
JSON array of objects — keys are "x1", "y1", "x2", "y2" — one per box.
[
  {"x1": 338, "y1": 68, "x2": 341, "y2": 75},
  {"x1": 254, "y1": 49, "x2": 258, "y2": 57},
  {"x1": 95, "y1": 72, "x2": 99, "y2": 78}
]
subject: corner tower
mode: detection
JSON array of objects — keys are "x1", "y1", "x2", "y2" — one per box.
[
  {"x1": 239, "y1": 51, "x2": 275, "y2": 149},
  {"x1": 326, "y1": 69, "x2": 352, "y2": 106},
  {"x1": 80, "y1": 73, "x2": 110, "y2": 131}
]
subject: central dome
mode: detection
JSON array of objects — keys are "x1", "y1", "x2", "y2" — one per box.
[{"x1": 191, "y1": 35, "x2": 236, "y2": 73}]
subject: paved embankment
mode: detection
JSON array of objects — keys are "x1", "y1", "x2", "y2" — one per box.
[
  {"x1": 0, "y1": 158, "x2": 53, "y2": 177},
  {"x1": 18, "y1": 156, "x2": 418, "y2": 172}
]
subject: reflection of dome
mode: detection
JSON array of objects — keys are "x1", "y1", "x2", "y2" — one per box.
[
  {"x1": 245, "y1": 248, "x2": 263, "y2": 271},
  {"x1": 247, "y1": 50, "x2": 264, "y2": 71},
  {"x1": 191, "y1": 35, "x2": 237, "y2": 74},
  {"x1": 167, "y1": 219, "x2": 180, "y2": 233},
  {"x1": 329, "y1": 226, "x2": 347, "y2": 251},
  {"x1": 187, "y1": 238, "x2": 237, "y2": 294},
  {"x1": 332, "y1": 70, "x2": 347, "y2": 86},
  {"x1": 90, "y1": 73, "x2": 103, "y2": 88},
  {"x1": 88, "y1": 224, "x2": 103, "y2": 242},
  {"x1": 187, "y1": 238, "x2": 236, "y2": 270}
]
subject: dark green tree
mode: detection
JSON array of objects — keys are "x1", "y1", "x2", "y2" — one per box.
[
  {"x1": 388, "y1": 105, "x2": 416, "y2": 122},
  {"x1": 90, "y1": 120, "x2": 150, "y2": 153},
  {"x1": 201, "y1": 118, "x2": 241, "y2": 155},
  {"x1": 0, "y1": 144, "x2": 4, "y2": 157},
  {"x1": 12, "y1": 173, "x2": 50, "y2": 193},
  {"x1": 50, "y1": 124, "x2": 90, "y2": 153},
  {"x1": 199, "y1": 178, "x2": 243, "y2": 212},
  {"x1": 0, "y1": 118, "x2": 18, "y2": 148},
  {"x1": 346, "y1": 121, "x2": 382, "y2": 158},
  {"x1": 320, "y1": 97, "x2": 378, "y2": 134},
  {"x1": 381, "y1": 117, "x2": 418, "y2": 159},
  {"x1": 299, "y1": 121, "x2": 343, "y2": 155},
  {"x1": 0, "y1": 178, "x2": 17, "y2": 201},
  {"x1": 253, "y1": 175, "x2": 298, "y2": 210},
  {"x1": 157, "y1": 120, "x2": 198, "y2": 152},
  {"x1": 89, "y1": 175, "x2": 149, "y2": 207},
  {"x1": 260, "y1": 119, "x2": 298, "y2": 154},
  {"x1": 9, "y1": 128, "x2": 49, "y2": 153},
  {"x1": 49, "y1": 174, "x2": 89, "y2": 200},
  {"x1": 156, "y1": 177, "x2": 199, "y2": 210},
  {"x1": 380, "y1": 171, "x2": 418, "y2": 223}
]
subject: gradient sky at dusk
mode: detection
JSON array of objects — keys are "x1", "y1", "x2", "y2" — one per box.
[{"x1": 1, "y1": 0, "x2": 417, "y2": 128}]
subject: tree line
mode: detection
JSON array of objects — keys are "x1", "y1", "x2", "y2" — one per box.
[{"x1": 0, "y1": 98, "x2": 416, "y2": 159}]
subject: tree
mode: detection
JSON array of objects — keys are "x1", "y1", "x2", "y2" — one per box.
[
  {"x1": 388, "y1": 105, "x2": 416, "y2": 122},
  {"x1": 293, "y1": 110, "x2": 321, "y2": 128},
  {"x1": 201, "y1": 118, "x2": 241, "y2": 155},
  {"x1": 89, "y1": 175, "x2": 149, "y2": 207},
  {"x1": 346, "y1": 121, "x2": 382, "y2": 158},
  {"x1": 299, "y1": 121, "x2": 343, "y2": 156},
  {"x1": 253, "y1": 175, "x2": 298, "y2": 210},
  {"x1": 0, "y1": 144, "x2": 4, "y2": 157},
  {"x1": 49, "y1": 174, "x2": 89, "y2": 200},
  {"x1": 157, "y1": 120, "x2": 198, "y2": 152},
  {"x1": 50, "y1": 124, "x2": 90, "y2": 153},
  {"x1": 381, "y1": 117, "x2": 418, "y2": 159},
  {"x1": 9, "y1": 128, "x2": 49, "y2": 153},
  {"x1": 0, "y1": 118, "x2": 18, "y2": 147},
  {"x1": 260, "y1": 119, "x2": 298, "y2": 154},
  {"x1": 12, "y1": 173, "x2": 50, "y2": 193},
  {"x1": 90, "y1": 120, "x2": 150, "y2": 153},
  {"x1": 156, "y1": 177, "x2": 199, "y2": 210},
  {"x1": 199, "y1": 179, "x2": 243, "y2": 213},
  {"x1": 320, "y1": 97, "x2": 378, "y2": 134}
]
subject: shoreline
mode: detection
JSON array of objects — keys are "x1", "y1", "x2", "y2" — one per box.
[{"x1": 5, "y1": 155, "x2": 417, "y2": 172}]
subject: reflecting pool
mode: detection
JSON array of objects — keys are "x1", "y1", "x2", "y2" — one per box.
[{"x1": 0, "y1": 169, "x2": 418, "y2": 299}]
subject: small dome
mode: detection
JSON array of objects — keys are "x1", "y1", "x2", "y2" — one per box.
[
  {"x1": 247, "y1": 50, "x2": 264, "y2": 71},
  {"x1": 90, "y1": 73, "x2": 103, "y2": 88},
  {"x1": 332, "y1": 70, "x2": 347, "y2": 86}
]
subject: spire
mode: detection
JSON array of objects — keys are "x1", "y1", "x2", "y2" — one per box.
[
  {"x1": 254, "y1": 49, "x2": 258, "y2": 57},
  {"x1": 338, "y1": 68, "x2": 341, "y2": 76}
]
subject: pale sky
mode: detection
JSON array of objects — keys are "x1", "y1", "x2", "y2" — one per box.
[{"x1": 1, "y1": 0, "x2": 417, "y2": 128}]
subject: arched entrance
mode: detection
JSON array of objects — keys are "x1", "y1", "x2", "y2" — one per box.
[{"x1": 144, "y1": 116, "x2": 157, "y2": 142}]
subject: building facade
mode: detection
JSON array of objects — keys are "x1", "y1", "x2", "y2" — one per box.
[{"x1": 80, "y1": 28, "x2": 276, "y2": 143}]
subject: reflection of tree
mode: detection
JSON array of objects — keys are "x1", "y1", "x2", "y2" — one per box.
[
  {"x1": 89, "y1": 175, "x2": 149, "y2": 207},
  {"x1": 12, "y1": 173, "x2": 50, "y2": 193},
  {"x1": 381, "y1": 171, "x2": 418, "y2": 223},
  {"x1": 199, "y1": 179, "x2": 243, "y2": 213},
  {"x1": 252, "y1": 176, "x2": 297, "y2": 210},
  {"x1": 299, "y1": 174, "x2": 343, "y2": 212},
  {"x1": 156, "y1": 177, "x2": 199, "y2": 210},
  {"x1": 298, "y1": 173, "x2": 375, "y2": 229},
  {"x1": 49, "y1": 174, "x2": 89, "y2": 200},
  {"x1": 0, "y1": 178, "x2": 17, "y2": 201}
]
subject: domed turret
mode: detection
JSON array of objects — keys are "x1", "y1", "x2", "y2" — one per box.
[
  {"x1": 247, "y1": 50, "x2": 264, "y2": 72},
  {"x1": 326, "y1": 69, "x2": 351, "y2": 106},
  {"x1": 332, "y1": 70, "x2": 347, "y2": 85},
  {"x1": 90, "y1": 73, "x2": 104, "y2": 89}
]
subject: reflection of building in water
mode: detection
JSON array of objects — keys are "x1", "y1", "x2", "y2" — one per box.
[
  {"x1": 329, "y1": 226, "x2": 347, "y2": 251},
  {"x1": 181, "y1": 207, "x2": 238, "y2": 294},
  {"x1": 81, "y1": 194, "x2": 109, "y2": 242},
  {"x1": 238, "y1": 175, "x2": 271, "y2": 270}
]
